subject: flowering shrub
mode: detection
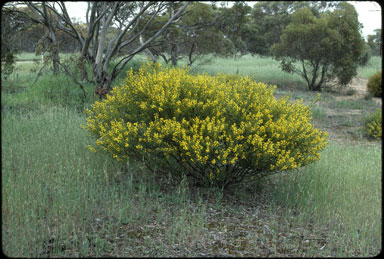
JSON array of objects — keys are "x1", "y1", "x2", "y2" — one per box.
[
  {"x1": 83, "y1": 62, "x2": 328, "y2": 187},
  {"x1": 363, "y1": 109, "x2": 382, "y2": 139},
  {"x1": 367, "y1": 71, "x2": 382, "y2": 97}
]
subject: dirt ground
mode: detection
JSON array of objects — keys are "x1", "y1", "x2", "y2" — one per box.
[
  {"x1": 334, "y1": 77, "x2": 381, "y2": 105},
  {"x1": 321, "y1": 77, "x2": 381, "y2": 143}
]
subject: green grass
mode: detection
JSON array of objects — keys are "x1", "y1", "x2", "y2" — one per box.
[
  {"x1": 357, "y1": 56, "x2": 382, "y2": 79},
  {"x1": 310, "y1": 105, "x2": 328, "y2": 122},
  {"x1": 2, "y1": 54, "x2": 147, "y2": 112},
  {"x1": 269, "y1": 142, "x2": 381, "y2": 256},
  {"x1": 2, "y1": 53, "x2": 382, "y2": 257},
  {"x1": 2, "y1": 72, "x2": 95, "y2": 112},
  {"x1": 2, "y1": 107, "x2": 380, "y2": 256},
  {"x1": 11, "y1": 52, "x2": 382, "y2": 89},
  {"x1": 193, "y1": 54, "x2": 308, "y2": 90},
  {"x1": 2, "y1": 107, "x2": 208, "y2": 257},
  {"x1": 187, "y1": 54, "x2": 382, "y2": 90},
  {"x1": 329, "y1": 98, "x2": 378, "y2": 110},
  {"x1": 16, "y1": 52, "x2": 79, "y2": 61}
]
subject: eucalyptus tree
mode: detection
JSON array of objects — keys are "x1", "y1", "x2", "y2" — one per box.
[
  {"x1": 52, "y1": 1, "x2": 190, "y2": 93},
  {"x1": 142, "y1": 2, "x2": 234, "y2": 67},
  {"x1": 251, "y1": 1, "x2": 337, "y2": 55},
  {"x1": 11, "y1": 1, "x2": 190, "y2": 95},
  {"x1": 214, "y1": 1, "x2": 255, "y2": 58},
  {"x1": 272, "y1": 2, "x2": 365, "y2": 91}
]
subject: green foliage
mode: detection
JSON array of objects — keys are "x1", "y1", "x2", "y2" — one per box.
[
  {"x1": 144, "y1": 2, "x2": 234, "y2": 66},
  {"x1": 214, "y1": 2, "x2": 255, "y2": 56},
  {"x1": 272, "y1": 3, "x2": 365, "y2": 91},
  {"x1": 1, "y1": 49, "x2": 18, "y2": 80},
  {"x1": 1, "y1": 8, "x2": 22, "y2": 80},
  {"x1": 1, "y1": 57, "x2": 145, "y2": 115},
  {"x1": 84, "y1": 62, "x2": 328, "y2": 188},
  {"x1": 357, "y1": 56, "x2": 382, "y2": 79},
  {"x1": 250, "y1": 1, "x2": 336, "y2": 55},
  {"x1": 358, "y1": 41, "x2": 372, "y2": 66},
  {"x1": 3, "y1": 52, "x2": 382, "y2": 257},
  {"x1": 363, "y1": 109, "x2": 382, "y2": 139},
  {"x1": 367, "y1": 29, "x2": 382, "y2": 56},
  {"x1": 367, "y1": 70, "x2": 382, "y2": 97}
]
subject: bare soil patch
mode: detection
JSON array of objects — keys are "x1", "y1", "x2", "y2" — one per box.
[
  {"x1": 333, "y1": 77, "x2": 381, "y2": 105},
  {"x1": 320, "y1": 77, "x2": 381, "y2": 142}
]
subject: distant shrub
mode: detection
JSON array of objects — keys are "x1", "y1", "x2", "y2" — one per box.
[
  {"x1": 363, "y1": 109, "x2": 382, "y2": 139},
  {"x1": 358, "y1": 43, "x2": 372, "y2": 66},
  {"x1": 1, "y1": 49, "x2": 17, "y2": 80},
  {"x1": 83, "y1": 62, "x2": 328, "y2": 188},
  {"x1": 367, "y1": 71, "x2": 382, "y2": 97}
]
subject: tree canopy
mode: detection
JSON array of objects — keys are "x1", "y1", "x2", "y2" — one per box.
[
  {"x1": 142, "y1": 2, "x2": 234, "y2": 66},
  {"x1": 367, "y1": 29, "x2": 382, "y2": 56},
  {"x1": 2, "y1": 1, "x2": 371, "y2": 93},
  {"x1": 272, "y1": 2, "x2": 365, "y2": 91},
  {"x1": 4, "y1": 1, "x2": 190, "y2": 92}
]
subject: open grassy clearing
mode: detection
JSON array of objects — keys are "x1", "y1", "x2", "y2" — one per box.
[{"x1": 2, "y1": 54, "x2": 382, "y2": 257}]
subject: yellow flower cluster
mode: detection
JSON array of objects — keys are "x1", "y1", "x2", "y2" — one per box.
[
  {"x1": 365, "y1": 109, "x2": 382, "y2": 139},
  {"x1": 83, "y1": 62, "x2": 328, "y2": 187},
  {"x1": 366, "y1": 121, "x2": 382, "y2": 139}
]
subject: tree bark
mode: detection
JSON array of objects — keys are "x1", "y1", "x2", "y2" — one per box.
[
  {"x1": 140, "y1": 35, "x2": 157, "y2": 63},
  {"x1": 171, "y1": 44, "x2": 178, "y2": 66}
]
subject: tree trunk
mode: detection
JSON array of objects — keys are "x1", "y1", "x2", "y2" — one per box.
[
  {"x1": 43, "y1": 2, "x2": 60, "y2": 75},
  {"x1": 47, "y1": 1, "x2": 190, "y2": 95},
  {"x1": 187, "y1": 42, "x2": 197, "y2": 66},
  {"x1": 51, "y1": 42, "x2": 60, "y2": 75},
  {"x1": 46, "y1": 31, "x2": 60, "y2": 76},
  {"x1": 78, "y1": 56, "x2": 89, "y2": 82},
  {"x1": 94, "y1": 69, "x2": 113, "y2": 98},
  {"x1": 171, "y1": 47, "x2": 178, "y2": 66},
  {"x1": 140, "y1": 35, "x2": 157, "y2": 63}
]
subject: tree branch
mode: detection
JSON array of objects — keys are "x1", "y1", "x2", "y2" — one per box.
[{"x1": 113, "y1": 2, "x2": 190, "y2": 75}]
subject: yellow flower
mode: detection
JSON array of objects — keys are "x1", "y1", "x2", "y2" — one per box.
[
  {"x1": 88, "y1": 145, "x2": 96, "y2": 152},
  {"x1": 83, "y1": 62, "x2": 328, "y2": 187}
]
